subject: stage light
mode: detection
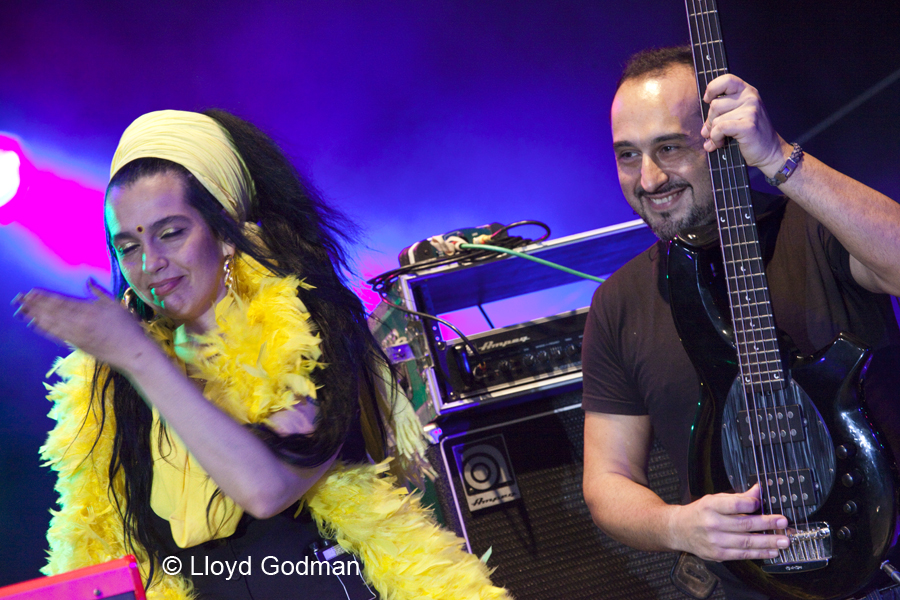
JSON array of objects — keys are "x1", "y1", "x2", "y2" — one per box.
[{"x1": 0, "y1": 150, "x2": 21, "y2": 208}]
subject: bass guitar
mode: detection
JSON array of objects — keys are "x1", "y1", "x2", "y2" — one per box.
[{"x1": 667, "y1": 1, "x2": 900, "y2": 598}]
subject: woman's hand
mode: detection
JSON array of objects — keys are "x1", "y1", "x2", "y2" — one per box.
[
  {"x1": 12, "y1": 280, "x2": 157, "y2": 372},
  {"x1": 268, "y1": 397, "x2": 318, "y2": 436},
  {"x1": 14, "y1": 280, "x2": 327, "y2": 517}
]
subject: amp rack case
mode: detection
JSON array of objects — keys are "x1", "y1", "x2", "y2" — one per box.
[{"x1": 371, "y1": 219, "x2": 656, "y2": 421}]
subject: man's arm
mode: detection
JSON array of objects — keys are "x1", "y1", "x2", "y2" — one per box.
[
  {"x1": 583, "y1": 411, "x2": 789, "y2": 561},
  {"x1": 701, "y1": 74, "x2": 900, "y2": 296}
]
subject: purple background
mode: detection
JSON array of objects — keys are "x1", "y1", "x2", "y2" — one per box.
[{"x1": 2, "y1": 0, "x2": 899, "y2": 585}]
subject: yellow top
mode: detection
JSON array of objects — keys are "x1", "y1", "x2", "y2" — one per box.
[{"x1": 149, "y1": 407, "x2": 243, "y2": 548}]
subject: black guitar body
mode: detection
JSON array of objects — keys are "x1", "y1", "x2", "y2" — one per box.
[{"x1": 667, "y1": 234, "x2": 900, "y2": 599}]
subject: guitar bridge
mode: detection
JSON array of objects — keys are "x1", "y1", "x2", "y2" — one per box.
[{"x1": 762, "y1": 522, "x2": 831, "y2": 573}]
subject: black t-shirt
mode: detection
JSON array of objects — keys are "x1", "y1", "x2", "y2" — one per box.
[
  {"x1": 150, "y1": 410, "x2": 379, "y2": 600},
  {"x1": 581, "y1": 195, "x2": 900, "y2": 598},
  {"x1": 583, "y1": 194, "x2": 899, "y2": 496}
]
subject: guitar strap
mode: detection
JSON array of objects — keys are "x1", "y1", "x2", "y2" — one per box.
[{"x1": 670, "y1": 552, "x2": 720, "y2": 599}]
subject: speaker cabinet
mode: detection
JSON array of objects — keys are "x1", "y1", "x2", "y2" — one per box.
[{"x1": 429, "y1": 390, "x2": 724, "y2": 600}]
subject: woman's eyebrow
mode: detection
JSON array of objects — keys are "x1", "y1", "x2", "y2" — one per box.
[{"x1": 111, "y1": 215, "x2": 189, "y2": 244}]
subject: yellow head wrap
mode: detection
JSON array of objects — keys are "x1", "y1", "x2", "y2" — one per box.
[{"x1": 109, "y1": 110, "x2": 255, "y2": 222}]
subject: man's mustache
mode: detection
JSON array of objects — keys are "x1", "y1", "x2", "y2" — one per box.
[{"x1": 636, "y1": 183, "x2": 690, "y2": 199}]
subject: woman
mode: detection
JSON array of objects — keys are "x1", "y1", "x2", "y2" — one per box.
[{"x1": 14, "y1": 110, "x2": 509, "y2": 600}]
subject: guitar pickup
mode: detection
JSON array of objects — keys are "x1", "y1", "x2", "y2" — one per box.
[
  {"x1": 750, "y1": 468, "x2": 818, "y2": 510},
  {"x1": 737, "y1": 404, "x2": 805, "y2": 448}
]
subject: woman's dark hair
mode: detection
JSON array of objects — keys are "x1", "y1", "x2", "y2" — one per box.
[{"x1": 93, "y1": 110, "x2": 390, "y2": 579}]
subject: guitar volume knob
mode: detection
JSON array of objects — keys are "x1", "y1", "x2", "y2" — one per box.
[
  {"x1": 841, "y1": 469, "x2": 864, "y2": 488},
  {"x1": 837, "y1": 526, "x2": 854, "y2": 541},
  {"x1": 842, "y1": 501, "x2": 858, "y2": 515},
  {"x1": 836, "y1": 443, "x2": 857, "y2": 460}
]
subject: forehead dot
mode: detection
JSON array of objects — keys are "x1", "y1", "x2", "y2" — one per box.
[{"x1": 136, "y1": 226, "x2": 144, "y2": 233}]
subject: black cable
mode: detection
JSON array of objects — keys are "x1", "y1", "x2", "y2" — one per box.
[
  {"x1": 476, "y1": 304, "x2": 495, "y2": 329},
  {"x1": 376, "y1": 291, "x2": 485, "y2": 365},
  {"x1": 490, "y1": 220, "x2": 551, "y2": 242},
  {"x1": 366, "y1": 219, "x2": 552, "y2": 294},
  {"x1": 368, "y1": 232, "x2": 547, "y2": 292},
  {"x1": 367, "y1": 219, "x2": 553, "y2": 367}
]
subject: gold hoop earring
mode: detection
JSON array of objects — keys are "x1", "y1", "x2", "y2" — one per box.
[
  {"x1": 224, "y1": 255, "x2": 235, "y2": 295},
  {"x1": 122, "y1": 287, "x2": 138, "y2": 315}
]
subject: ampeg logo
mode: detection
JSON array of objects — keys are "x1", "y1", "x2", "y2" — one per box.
[
  {"x1": 477, "y1": 336, "x2": 530, "y2": 352},
  {"x1": 452, "y1": 435, "x2": 520, "y2": 512}
]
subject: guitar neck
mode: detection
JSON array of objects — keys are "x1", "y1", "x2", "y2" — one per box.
[{"x1": 685, "y1": 0, "x2": 786, "y2": 391}]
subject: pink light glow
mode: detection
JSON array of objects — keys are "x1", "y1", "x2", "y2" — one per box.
[{"x1": 0, "y1": 134, "x2": 110, "y2": 274}]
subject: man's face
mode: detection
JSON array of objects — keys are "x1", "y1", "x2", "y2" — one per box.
[{"x1": 610, "y1": 65, "x2": 714, "y2": 240}]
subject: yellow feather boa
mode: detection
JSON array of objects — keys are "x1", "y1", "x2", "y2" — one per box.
[{"x1": 40, "y1": 255, "x2": 511, "y2": 600}]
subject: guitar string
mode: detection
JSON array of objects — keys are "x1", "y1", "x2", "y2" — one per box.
[
  {"x1": 691, "y1": 0, "x2": 770, "y2": 520},
  {"x1": 699, "y1": 0, "x2": 815, "y2": 559},
  {"x1": 701, "y1": 3, "x2": 781, "y2": 531},
  {"x1": 689, "y1": 0, "x2": 760, "y2": 512},
  {"x1": 711, "y1": 6, "x2": 809, "y2": 555},
  {"x1": 724, "y1": 135, "x2": 809, "y2": 556},
  {"x1": 695, "y1": 0, "x2": 805, "y2": 563},
  {"x1": 702, "y1": 0, "x2": 804, "y2": 557},
  {"x1": 694, "y1": 0, "x2": 806, "y2": 560}
]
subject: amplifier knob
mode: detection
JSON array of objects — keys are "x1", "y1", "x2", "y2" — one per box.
[
  {"x1": 472, "y1": 363, "x2": 488, "y2": 380},
  {"x1": 536, "y1": 351, "x2": 549, "y2": 363},
  {"x1": 523, "y1": 354, "x2": 535, "y2": 367},
  {"x1": 498, "y1": 360, "x2": 511, "y2": 372},
  {"x1": 565, "y1": 344, "x2": 577, "y2": 357},
  {"x1": 550, "y1": 347, "x2": 563, "y2": 360}
]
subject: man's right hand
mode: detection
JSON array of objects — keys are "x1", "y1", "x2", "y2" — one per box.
[
  {"x1": 583, "y1": 412, "x2": 792, "y2": 562},
  {"x1": 668, "y1": 484, "x2": 790, "y2": 562}
]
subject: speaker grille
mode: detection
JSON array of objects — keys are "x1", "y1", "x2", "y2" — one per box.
[{"x1": 433, "y1": 391, "x2": 724, "y2": 600}]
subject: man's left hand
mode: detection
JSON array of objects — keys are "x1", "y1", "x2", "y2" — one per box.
[{"x1": 701, "y1": 74, "x2": 792, "y2": 175}]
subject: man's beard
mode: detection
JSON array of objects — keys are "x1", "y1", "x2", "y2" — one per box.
[{"x1": 636, "y1": 187, "x2": 716, "y2": 241}]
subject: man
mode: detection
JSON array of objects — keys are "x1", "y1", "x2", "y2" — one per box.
[{"x1": 581, "y1": 47, "x2": 900, "y2": 598}]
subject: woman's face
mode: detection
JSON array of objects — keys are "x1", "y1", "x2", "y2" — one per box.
[{"x1": 105, "y1": 171, "x2": 234, "y2": 334}]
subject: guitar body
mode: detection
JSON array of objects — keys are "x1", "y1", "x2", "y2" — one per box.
[{"x1": 668, "y1": 234, "x2": 900, "y2": 599}]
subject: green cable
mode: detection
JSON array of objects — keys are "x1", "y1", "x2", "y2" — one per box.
[{"x1": 457, "y1": 242, "x2": 605, "y2": 283}]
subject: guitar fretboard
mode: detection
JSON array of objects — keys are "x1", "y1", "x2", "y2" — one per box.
[{"x1": 686, "y1": 0, "x2": 785, "y2": 391}]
